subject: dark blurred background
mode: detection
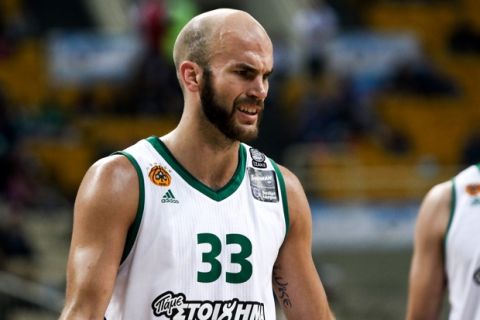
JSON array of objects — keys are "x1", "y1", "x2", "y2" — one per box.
[{"x1": 0, "y1": 0, "x2": 479, "y2": 319}]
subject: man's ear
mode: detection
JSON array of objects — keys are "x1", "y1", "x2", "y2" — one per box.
[{"x1": 179, "y1": 61, "x2": 203, "y2": 92}]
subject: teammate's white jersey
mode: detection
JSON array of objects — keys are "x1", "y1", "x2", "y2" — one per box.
[
  {"x1": 446, "y1": 164, "x2": 480, "y2": 320},
  {"x1": 105, "y1": 136, "x2": 289, "y2": 320}
]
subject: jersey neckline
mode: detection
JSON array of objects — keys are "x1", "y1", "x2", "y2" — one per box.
[{"x1": 146, "y1": 136, "x2": 246, "y2": 202}]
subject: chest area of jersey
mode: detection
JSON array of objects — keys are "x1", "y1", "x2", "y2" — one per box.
[
  {"x1": 144, "y1": 161, "x2": 284, "y2": 234},
  {"x1": 149, "y1": 191, "x2": 282, "y2": 250},
  {"x1": 140, "y1": 175, "x2": 285, "y2": 276}
]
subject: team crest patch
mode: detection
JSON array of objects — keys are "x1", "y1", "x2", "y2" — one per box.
[
  {"x1": 148, "y1": 164, "x2": 171, "y2": 186},
  {"x1": 466, "y1": 183, "x2": 480, "y2": 196},
  {"x1": 151, "y1": 291, "x2": 265, "y2": 319},
  {"x1": 249, "y1": 148, "x2": 267, "y2": 169},
  {"x1": 247, "y1": 168, "x2": 279, "y2": 203}
]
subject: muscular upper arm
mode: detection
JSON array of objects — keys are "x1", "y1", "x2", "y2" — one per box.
[
  {"x1": 273, "y1": 165, "x2": 334, "y2": 320},
  {"x1": 406, "y1": 181, "x2": 452, "y2": 320},
  {"x1": 60, "y1": 155, "x2": 139, "y2": 319}
]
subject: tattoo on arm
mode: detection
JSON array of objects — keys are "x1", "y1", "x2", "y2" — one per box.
[{"x1": 273, "y1": 264, "x2": 292, "y2": 309}]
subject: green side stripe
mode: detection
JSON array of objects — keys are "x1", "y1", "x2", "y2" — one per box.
[
  {"x1": 476, "y1": 163, "x2": 480, "y2": 172},
  {"x1": 444, "y1": 178, "x2": 456, "y2": 253},
  {"x1": 113, "y1": 151, "x2": 145, "y2": 264},
  {"x1": 146, "y1": 136, "x2": 246, "y2": 202},
  {"x1": 271, "y1": 160, "x2": 290, "y2": 236}
]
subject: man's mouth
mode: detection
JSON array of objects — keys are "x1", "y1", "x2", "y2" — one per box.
[{"x1": 237, "y1": 105, "x2": 259, "y2": 115}]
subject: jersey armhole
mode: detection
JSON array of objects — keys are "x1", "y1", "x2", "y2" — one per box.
[
  {"x1": 112, "y1": 151, "x2": 145, "y2": 264},
  {"x1": 443, "y1": 178, "x2": 456, "y2": 256},
  {"x1": 271, "y1": 160, "x2": 290, "y2": 236}
]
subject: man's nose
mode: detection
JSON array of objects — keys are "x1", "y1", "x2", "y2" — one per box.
[{"x1": 247, "y1": 77, "x2": 268, "y2": 100}]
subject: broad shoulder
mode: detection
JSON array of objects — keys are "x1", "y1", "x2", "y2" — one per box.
[
  {"x1": 88, "y1": 154, "x2": 137, "y2": 182},
  {"x1": 420, "y1": 181, "x2": 452, "y2": 219},
  {"x1": 415, "y1": 180, "x2": 452, "y2": 240},
  {"x1": 74, "y1": 154, "x2": 139, "y2": 224},
  {"x1": 276, "y1": 164, "x2": 306, "y2": 201},
  {"x1": 81, "y1": 155, "x2": 138, "y2": 194}
]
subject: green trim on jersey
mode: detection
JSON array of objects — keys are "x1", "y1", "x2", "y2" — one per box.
[
  {"x1": 146, "y1": 136, "x2": 246, "y2": 202},
  {"x1": 476, "y1": 163, "x2": 480, "y2": 172},
  {"x1": 271, "y1": 160, "x2": 290, "y2": 235},
  {"x1": 113, "y1": 151, "x2": 145, "y2": 264},
  {"x1": 444, "y1": 178, "x2": 456, "y2": 251}
]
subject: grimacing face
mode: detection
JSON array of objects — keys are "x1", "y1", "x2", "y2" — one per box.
[{"x1": 200, "y1": 68, "x2": 264, "y2": 142}]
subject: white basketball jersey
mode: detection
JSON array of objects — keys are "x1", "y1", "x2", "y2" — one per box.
[
  {"x1": 446, "y1": 164, "x2": 480, "y2": 320},
  {"x1": 104, "y1": 136, "x2": 289, "y2": 320}
]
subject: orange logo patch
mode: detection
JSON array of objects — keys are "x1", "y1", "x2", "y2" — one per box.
[
  {"x1": 148, "y1": 165, "x2": 171, "y2": 186},
  {"x1": 466, "y1": 183, "x2": 480, "y2": 196}
]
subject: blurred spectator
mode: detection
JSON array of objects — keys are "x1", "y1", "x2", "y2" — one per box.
[
  {"x1": 0, "y1": 0, "x2": 36, "y2": 50},
  {"x1": 36, "y1": 96, "x2": 70, "y2": 137},
  {"x1": 0, "y1": 8, "x2": 9, "y2": 58},
  {"x1": 377, "y1": 125, "x2": 412, "y2": 156},
  {"x1": 76, "y1": 90, "x2": 98, "y2": 115},
  {"x1": 0, "y1": 4, "x2": 17, "y2": 59},
  {"x1": 125, "y1": 53, "x2": 182, "y2": 115},
  {"x1": 387, "y1": 59, "x2": 458, "y2": 96},
  {"x1": 1, "y1": 85, "x2": 43, "y2": 190},
  {"x1": 284, "y1": 56, "x2": 380, "y2": 145},
  {"x1": 448, "y1": 20, "x2": 480, "y2": 55},
  {"x1": 0, "y1": 87, "x2": 17, "y2": 196},
  {"x1": 0, "y1": 215, "x2": 34, "y2": 269},
  {"x1": 0, "y1": 86, "x2": 34, "y2": 273},
  {"x1": 125, "y1": 0, "x2": 183, "y2": 115},
  {"x1": 160, "y1": 0, "x2": 198, "y2": 59},
  {"x1": 292, "y1": 1, "x2": 338, "y2": 73},
  {"x1": 461, "y1": 127, "x2": 480, "y2": 167},
  {"x1": 131, "y1": 0, "x2": 169, "y2": 55},
  {"x1": 326, "y1": 0, "x2": 372, "y2": 27}
]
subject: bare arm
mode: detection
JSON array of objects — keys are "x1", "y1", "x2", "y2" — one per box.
[
  {"x1": 406, "y1": 181, "x2": 452, "y2": 320},
  {"x1": 273, "y1": 165, "x2": 334, "y2": 320},
  {"x1": 59, "y1": 155, "x2": 139, "y2": 319}
]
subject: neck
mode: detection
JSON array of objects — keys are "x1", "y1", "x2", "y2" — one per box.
[{"x1": 161, "y1": 120, "x2": 241, "y2": 190}]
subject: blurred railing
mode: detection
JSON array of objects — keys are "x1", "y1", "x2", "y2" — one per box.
[{"x1": 284, "y1": 143, "x2": 460, "y2": 201}]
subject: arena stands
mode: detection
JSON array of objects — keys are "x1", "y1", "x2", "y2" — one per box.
[{"x1": 0, "y1": 0, "x2": 479, "y2": 318}]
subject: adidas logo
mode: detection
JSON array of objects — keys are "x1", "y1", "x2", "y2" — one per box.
[{"x1": 162, "y1": 189, "x2": 179, "y2": 204}]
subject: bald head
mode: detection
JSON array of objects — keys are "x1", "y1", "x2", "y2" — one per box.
[{"x1": 173, "y1": 9, "x2": 272, "y2": 71}]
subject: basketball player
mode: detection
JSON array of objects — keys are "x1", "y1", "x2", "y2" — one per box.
[
  {"x1": 406, "y1": 164, "x2": 480, "y2": 319},
  {"x1": 59, "y1": 8, "x2": 334, "y2": 320}
]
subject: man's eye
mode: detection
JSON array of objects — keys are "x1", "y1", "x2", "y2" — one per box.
[{"x1": 236, "y1": 70, "x2": 254, "y2": 78}]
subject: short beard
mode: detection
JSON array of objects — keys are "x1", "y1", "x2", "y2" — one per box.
[{"x1": 200, "y1": 68, "x2": 263, "y2": 142}]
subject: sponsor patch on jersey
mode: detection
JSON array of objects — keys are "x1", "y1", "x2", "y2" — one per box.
[
  {"x1": 247, "y1": 168, "x2": 279, "y2": 203},
  {"x1": 148, "y1": 164, "x2": 171, "y2": 186},
  {"x1": 474, "y1": 267, "x2": 480, "y2": 285},
  {"x1": 249, "y1": 148, "x2": 267, "y2": 169},
  {"x1": 151, "y1": 291, "x2": 265, "y2": 320}
]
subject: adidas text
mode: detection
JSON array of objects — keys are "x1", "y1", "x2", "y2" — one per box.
[{"x1": 162, "y1": 198, "x2": 179, "y2": 204}]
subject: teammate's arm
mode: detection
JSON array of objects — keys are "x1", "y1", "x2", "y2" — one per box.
[
  {"x1": 273, "y1": 165, "x2": 335, "y2": 320},
  {"x1": 406, "y1": 181, "x2": 451, "y2": 320},
  {"x1": 59, "y1": 155, "x2": 139, "y2": 319}
]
